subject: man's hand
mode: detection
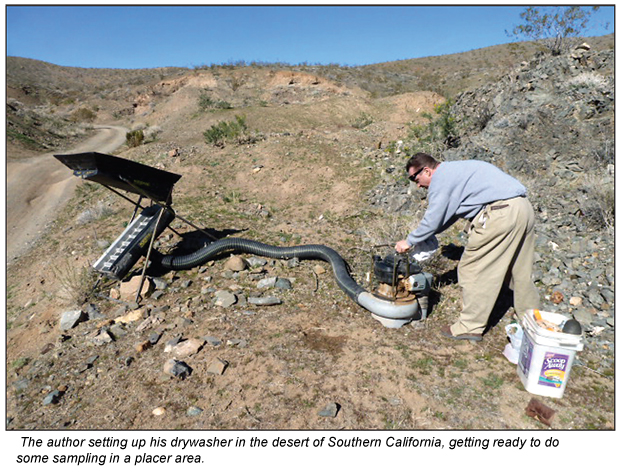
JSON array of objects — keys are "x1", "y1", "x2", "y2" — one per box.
[{"x1": 395, "y1": 240, "x2": 411, "y2": 254}]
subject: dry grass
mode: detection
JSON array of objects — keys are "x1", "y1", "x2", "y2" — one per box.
[{"x1": 52, "y1": 259, "x2": 99, "y2": 306}]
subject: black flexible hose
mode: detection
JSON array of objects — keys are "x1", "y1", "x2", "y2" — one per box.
[{"x1": 156, "y1": 238, "x2": 366, "y2": 302}]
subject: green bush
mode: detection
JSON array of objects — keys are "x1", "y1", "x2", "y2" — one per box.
[
  {"x1": 203, "y1": 115, "x2": 248, "y2": 146},
  {"x1": 406, "y1": 99, "x2": 459, "y2": 155},
  {"x1": 198, "y1": 89, "x2": 232, "y2": 111},
  {"x1": 70, "y1": 107, "x2": 97, "y2": 123},
  {"x1": 126, "y1": 129, "x2": 144, "y2": 148},
  {"x1": 508, "y1": 6, "x2": 605, "y2": 55},
  {"x1": 351, "y1": 112, "x2": 374, "y2": 129}
]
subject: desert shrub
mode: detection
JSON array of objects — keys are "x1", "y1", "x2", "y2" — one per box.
[
  {"x1": 76, "y1": 201, "x2": 114, "y2": 225},
  {"x1": 507, "y1": 6, "x2": 606, "y2": 55},
  {"x1": 144, "y1": 125, "x2": 163, "y2": 143},
  {"x1": 351, "y1": 112, "x2": 374, "y2": 129},
  {"x1": 203, "y1": 115, "x2": 248, "y2": 146},
  {"x1": 579, "y1": 173, "x2": 615, "y2": 231},
  {"x1": 471, "y1": 104, "x2": 493, "y2": 132},
  {"x1": 407, "y1": 99, "x2": 459, "y2": 155},
  {"x1": 198, "y1": 89, "x2": 232, "y2": 111},
  {"x1": 70, "y1": 107, "x2": 97, "y2": 123},
  {"x1": 126, "y1": 129, "x2": 144, "y2": 148},
  {"x1": 54, "y1": 261, "x2": 98, "y2": 306}
]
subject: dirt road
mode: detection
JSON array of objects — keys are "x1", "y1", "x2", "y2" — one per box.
[{"x1": 6, "y1": 125, "x2": 128, "y2": 264}]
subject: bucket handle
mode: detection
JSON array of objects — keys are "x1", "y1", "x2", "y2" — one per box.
[{"x1": 557, "y1": 342, "x2": 581, "y2": 348}]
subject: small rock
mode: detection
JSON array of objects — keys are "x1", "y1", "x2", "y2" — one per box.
[
  {"x1": 136, "y1": 315, "x2": 163, "y2": 333},
  {"x1": 152, "y1": 406, "x2": 166, "y2": 416},
  {"x1": 148, "y1": 332, "x2": 161, "y2": 345},
  {"x1": 164, "y1": 336, "x2": 183, "y2": 353},
  {"x1": 247, "y1": 257, "x2": 268, "y2": 267},
  {"x1": 92, "y1": 330, "x2": 114, "y2": 346},
  {"x1": 314, "y1": 265, "x2": 326, "y2": 275},
  {"x1": 135, "y1": 340, "x2": 152, "y2": 353},
  {"x1": 225, "y1": 256, "x2": 247, "y2": 271},
  {"x1": 248, "y1": 296, "x2": 282, "y2": 306},
  {"x1": 85, "y1": 355, "x2": 99, "y2": 367},
  {"x1": 600, "y1": 287, "x2": 614, "y2": 304},
  {"x1": 150, "y1": 290, "x2": 165, "y2": 300},
  {"x1": 187, "y1": 406, "x2": 204, "y2": 417},
  {"x1": 151, "y1": 305, "x2": 170, "y2": 315},
  {"x1": 119, "y1": 275, "x2": 152, "y2": 300},
  {"x1": 85, "y1": 303, "x2": 106, "y2": 320},
  {"x1": 573, "y1": 308, "x2": 594, "y2": 326},
  {"x1": 60, "y1": 310, "x2": 87, "y2": 331},
  {"x1": 181, "y1": 279, "x2": 193, "y2": 289},
  {"x1": 151, "y1": 277, "x2": 168, "y2": 290},
  {"x1": 174, "y1": 316, "x2": 193, "y2": 327},
  {"x1": 236, "y1": 293, "x2": 248, "y2": 306},
  {"x1": 115, "y1": 307, "x2": 147, "y2": 325},
  {"x1": 569, "y1": 296, "x2": 583, "y2": 306},
  {"x1": 257, "y1": 276, "x2": 278, "y2": 289},
  {"x1": 97, "y1": 239, "x2": 110, "y2": 249},
  {"x1": 207, "y1": 358, "x2": 228, "y2": 375},
  {"x1": 286, "y1": 258, "x2": 300, "y2": 268},
  {"x1": 227, "y1": 338, "x2": 248, "y2": 348},
  {"x1": 275, "y1": 278, "x2": 292, "y2": 290},
  {"x1": 214, "y1": 290, "x2": 237, "y2": 308},
  {"x1": 318, "y1": 402, "x2": 340, "y2": 418},
  {"x1": 109, "y1": 323, "x2": 127, "y2": 339},
  {"x1": 204, "y1": 336, "x2": 222, "y2": 347},
  {"x1": 43, "y1": 390, "x2": 62, "y2": 406},
  {"x1": 172, "y1": 338, "x2": 204, "y2": 358},
  {"x1": 163, "y1": 359, "x2": 192, "y2": 379}
]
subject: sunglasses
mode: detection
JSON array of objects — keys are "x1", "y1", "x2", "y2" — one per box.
[{"x1": 408, "y1": 167, "x2": 425, "y2": 182}]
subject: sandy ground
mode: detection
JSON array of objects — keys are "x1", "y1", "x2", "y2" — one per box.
[{"x1": 5, "y1": 125, "x2": 128, "y2": 264}]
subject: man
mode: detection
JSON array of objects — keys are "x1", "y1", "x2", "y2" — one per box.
[{"x1": 395, "y1": 152, "x2": 540, "y2": 341}]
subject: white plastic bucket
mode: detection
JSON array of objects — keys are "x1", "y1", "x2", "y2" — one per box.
[{"x1": 517, "y1": 309, "x2": 584, "y2": 398}]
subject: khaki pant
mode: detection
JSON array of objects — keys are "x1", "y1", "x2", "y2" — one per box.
[{"x1": 451, "y1": 196, "x2": 540, "y2": 336}]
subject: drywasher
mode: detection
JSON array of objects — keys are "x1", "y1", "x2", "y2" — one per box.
[{"x1": 55, "y1": 152, "x2": 433, "y2": 327}]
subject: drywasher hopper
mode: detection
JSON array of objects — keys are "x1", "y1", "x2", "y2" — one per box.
[{"x1": 54, "y1": 151, "x2": 182, "y2": 203}]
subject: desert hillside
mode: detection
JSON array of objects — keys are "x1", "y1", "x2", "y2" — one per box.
[{"x1": 5, "y1": 34, "x2": 615, "y2": 431}]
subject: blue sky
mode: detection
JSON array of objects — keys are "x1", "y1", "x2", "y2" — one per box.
[{"x1": 5, "y1": 5, "x2": 615, "y2": 69}]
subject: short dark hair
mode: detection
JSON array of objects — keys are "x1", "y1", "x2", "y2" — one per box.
[{"x1": 405, "y1": 153, "x2": 439, "y2": 172}]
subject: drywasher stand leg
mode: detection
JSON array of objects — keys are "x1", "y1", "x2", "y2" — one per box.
[{"x1": 135, "y1": 204, "x2": 166, "y2": 304}]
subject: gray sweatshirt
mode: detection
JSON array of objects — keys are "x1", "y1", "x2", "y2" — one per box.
[{"x1": 406, "y1": 160, "x2": 527, "y2": 246}]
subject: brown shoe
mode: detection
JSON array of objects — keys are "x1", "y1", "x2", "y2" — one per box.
[{"x1": 440, "y1": 325, "x2": 483, "y2": 342}]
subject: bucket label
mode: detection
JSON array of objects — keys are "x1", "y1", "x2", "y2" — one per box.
[
  {"x1": 538, "y1": 352, "x2": 569, "y2": 388},
  {"x1": 518, "y1": 333, "x2": 534, "y2": 377}
]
